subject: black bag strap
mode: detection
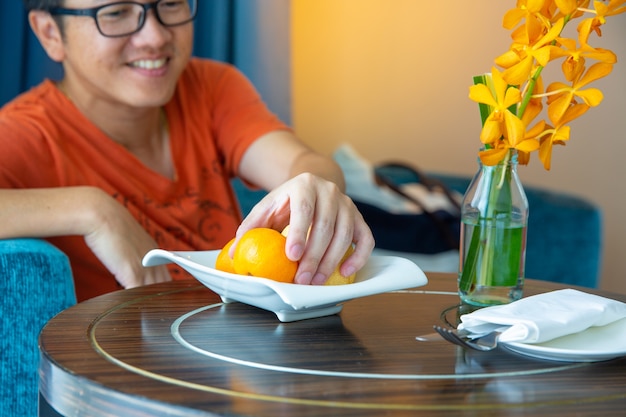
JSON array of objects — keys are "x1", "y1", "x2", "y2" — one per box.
[
  {"x1": 373, "y1": 162, "x2": 460, "y2": 250},
  {"x1": 375, "y1": 162, "x2": 461, "y2": 211}
]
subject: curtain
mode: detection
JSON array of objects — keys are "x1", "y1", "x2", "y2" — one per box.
[
  {"x1": 0, "y1": 2, "x2": 63, "y2": 106},
  {"x1": 233, "y1": 0, "x2": 291, "y2": 124},
  {"x1": 0, "y1": 0, "x2": 290, "y2": 123}
]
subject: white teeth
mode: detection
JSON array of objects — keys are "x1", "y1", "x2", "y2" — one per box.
[{"x1": 131, "y1": 58, "x2": 167, "y2": 69}]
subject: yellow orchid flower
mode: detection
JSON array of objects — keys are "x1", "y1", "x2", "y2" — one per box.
[
  {"x1": 478, "y1": 129, "x2": 541, "y2": 166},
  {"x1": 474, "y1": 70, "x2": 542, "y2": 167},
  {"x1": 578, "y1": 0, "x2": 626, "y2": 39},
  {"x1": 550, "y1": 0, "x2": 590, "y2": 21},
  {"x1": 504, "y1": 0, "x2": 546, "y2": 30},
  {"x1": 545, "y1": 62, "x2": 611, "y2": 123},
  {"x1": 538, "y1": 103, "x2": 588, "y2": 169},
  {"x1": 555, "y1": 0, "x2": 580, "y2": 15},
  {"x1": 479, "y1": 144, "x2": 511, "y2": 166},
  {"x1": 504, "y1": 0, "x2": 553, "y2": 44},
  {"x1": 552, "y1": 100, "x2": 590, "y2": 126},
  {"x1": 551, "y1": 36, "x2": 617, "y2": 81},
  {"x1": 516, "y1": 92, "x2": 544, "y2": 165},
  {"x1": 496, "y1": 17, "x2": 565, "y2": 85},
  {"x1": 538, "y1": 125, "x2": 568, "y2": 170},
  {"x1": 606, "y1": 0, "x2": 626, "y2": 15},
  {"x1": 469, "y1": 68, "x2": 524, "y2": 147},
  {"x1": 517, "y1": 120, "x2": 545, "y2": 165},
  {"x1": 471, "y1": 1, "x2": 624, "y2": 170}
]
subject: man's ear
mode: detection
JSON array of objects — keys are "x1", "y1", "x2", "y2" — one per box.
[{"x1": 28, "y1": 10, "x2": 65, "y2": 62}]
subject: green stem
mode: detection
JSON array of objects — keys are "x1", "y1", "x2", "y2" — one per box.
[
  {"x1": 518, "y1": 65, "x2": 544, "y2": 117},
  {"x1": 478, "y1": 150, "x2": 512, "y2": 285},
  {"x1": 459, "y1": 150, "x2": 522, "y2": 297}
]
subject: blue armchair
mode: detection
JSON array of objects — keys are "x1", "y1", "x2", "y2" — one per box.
[
  {"x1": 0, "y1": 239, "x2": 75, "y2": 417},
  {"x1": 0, "y1": 175, "x2": 602, "y2": 416}
]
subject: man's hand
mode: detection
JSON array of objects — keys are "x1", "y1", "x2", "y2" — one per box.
[
  {"x1": 233, "y1": 173, "x2": 375, "y2": 285},
  {"x1": 82, "y1": 188, "x2": 171, "y2": 289}
]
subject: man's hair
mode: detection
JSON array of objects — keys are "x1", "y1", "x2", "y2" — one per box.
[{"x1": 23, "y1": 1, "x2": 64, "y2": 11}]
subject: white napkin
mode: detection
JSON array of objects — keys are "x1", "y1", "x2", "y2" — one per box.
[{"x1": 457, "y1": 289, "x2": 626, "y2": 344}]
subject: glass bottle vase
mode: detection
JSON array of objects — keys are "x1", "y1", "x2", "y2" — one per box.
[{"x1": 458, "y1": 151, "x2": 528, "y2": 306}]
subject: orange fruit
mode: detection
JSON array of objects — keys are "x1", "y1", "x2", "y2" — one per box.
[
  {"x1": 215, "y1": 237, "x2": 237, "y2": 274},
  {"x1": 324, "y1": 244, "x2": 357, "y2": 286},
  {"x1": 281, "y1": 225, "x2": 356, "y2": 286},
  {"x1": 233, "y1": 228, "x2": 298, "y2": 283}
]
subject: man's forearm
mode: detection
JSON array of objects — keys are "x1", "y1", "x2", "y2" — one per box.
[
  {"x1": 289, "y1": 151, "x2": 346, "y2": 192},
  {"x1": 0, "y1": 187, "x2": 106, "y2": 239}
]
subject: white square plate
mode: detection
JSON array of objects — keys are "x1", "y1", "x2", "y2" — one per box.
[{"x1": 143, "y1": 249, "x2": 428, "y2": 322}]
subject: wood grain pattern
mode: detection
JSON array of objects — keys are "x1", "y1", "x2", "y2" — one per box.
[{"x1": 39, "y1": 274, "x2": 626, "y2": 416}]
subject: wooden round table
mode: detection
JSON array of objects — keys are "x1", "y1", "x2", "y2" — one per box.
[{"x1": 39, "y1": 273, "x2": 626, "y2": 416}]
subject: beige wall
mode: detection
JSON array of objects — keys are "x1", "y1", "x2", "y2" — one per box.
[{"x1": 292, "y1": 0, "x2": 626, "y2": 292}]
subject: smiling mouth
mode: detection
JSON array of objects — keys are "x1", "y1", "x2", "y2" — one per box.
[{"x1": 129, "y1": 58, "x2": 168, "y2": 70}]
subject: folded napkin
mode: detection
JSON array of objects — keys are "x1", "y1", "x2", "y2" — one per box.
[{"x1": 457, "y1": 289, "x2": 626, "y2": 344}]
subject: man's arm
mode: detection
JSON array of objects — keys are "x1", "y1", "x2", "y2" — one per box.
[
  {"x1": 235, "y1": 131, "x2": 374, "y2": 285},
  {"x1": 0, "y1": 187, "x2": 170, "y2": 288},
  {"x1": 238, "y1": 130, "x2": 345, "y2": 191}
]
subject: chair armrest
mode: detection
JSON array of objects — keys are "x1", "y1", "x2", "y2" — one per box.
[{"x1": 0, "y1": 238, "x2": 76, "y2": 416}]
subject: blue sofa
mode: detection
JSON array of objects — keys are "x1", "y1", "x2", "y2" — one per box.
[
  {"x1": 1, "y1": 175, "x2": 602, "y2": 416},
  {"x1": 439, "y1": 174, "x2": 602, "y2": 288},
  {"x1": 234, "y1": 173, "x2": 603, "y2": 288}
]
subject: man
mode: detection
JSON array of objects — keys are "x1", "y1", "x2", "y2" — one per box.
[{"x1": 0, "y1": 0, "x2": 374, "y2": 301}]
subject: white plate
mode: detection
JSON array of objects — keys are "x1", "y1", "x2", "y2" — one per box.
[
  {"x1": 143, "y1": 249, "x2": 428, "y2": 322},
  {"x1": 502, "y1": 317, "x2": 626, "y2": 362}
]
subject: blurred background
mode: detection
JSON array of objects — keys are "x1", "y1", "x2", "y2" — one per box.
[
  {"x1": 2, "y1": 1, "x2": 624, "y2": 292},
  {"x1": 290, "y1": 1, "x2": 626, "y2": 293}
]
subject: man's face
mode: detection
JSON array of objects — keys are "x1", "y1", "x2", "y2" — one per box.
[{"x1": 58, "y1": 0, "x2": 194, "y2": 110}]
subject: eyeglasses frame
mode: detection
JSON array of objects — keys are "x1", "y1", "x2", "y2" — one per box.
[{"x1": 48, "y1": 0, "x2": 198, "y2": 38}]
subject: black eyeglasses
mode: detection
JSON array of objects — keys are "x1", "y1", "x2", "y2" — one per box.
[{"x1": 49, "y1": 0, "x2": 198, "y2": 38}]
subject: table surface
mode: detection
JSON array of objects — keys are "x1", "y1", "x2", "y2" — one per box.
[{"x1": 39, "y1": 273, "x2": 626, "y2": 417}]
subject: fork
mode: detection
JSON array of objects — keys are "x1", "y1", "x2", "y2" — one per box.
[{"x1": 433, "y1": 325, "x2": 501, "y2": 351}]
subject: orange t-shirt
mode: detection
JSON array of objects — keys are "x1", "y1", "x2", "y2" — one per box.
[{"x1": 0, "y1": 58, "x2": 289, "y2": 301}]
